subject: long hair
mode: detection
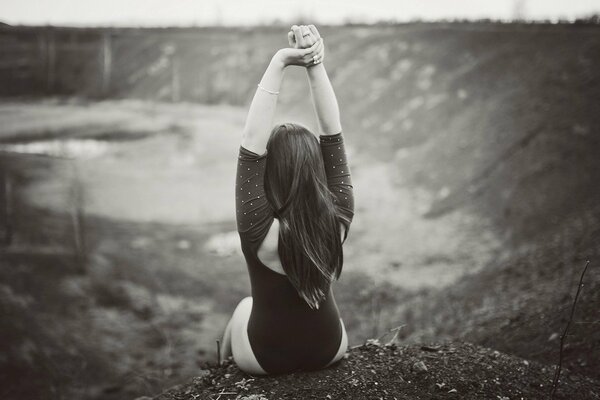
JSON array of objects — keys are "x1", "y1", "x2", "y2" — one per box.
[{"x1": 264, "y1": 123, "x2": 346, "y2": 310}]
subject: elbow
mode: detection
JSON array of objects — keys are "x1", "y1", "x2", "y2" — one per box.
[{"x1": 320, "y1": 122, "x2": 342, "y2": 136}]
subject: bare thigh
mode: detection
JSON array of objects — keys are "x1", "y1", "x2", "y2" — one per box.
[
  {"x1": 324, "y1": 318, "x2": 348, "y2": 368},
  {"x1": 230, "y1": 296, "x2": 268, "y2": 375}
]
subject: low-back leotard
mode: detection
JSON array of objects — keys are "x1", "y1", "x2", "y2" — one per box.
[{"x1": 235, "y1": 131, "x2": 354, "y2": 374}]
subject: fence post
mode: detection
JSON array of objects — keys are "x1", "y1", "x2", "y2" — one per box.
[{"x1": 101, "y1": 31, "x2": 112, "y2": 96}]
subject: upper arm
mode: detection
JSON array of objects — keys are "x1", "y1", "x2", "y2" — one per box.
[
  {"x1": 235, "y1": 146, "x2": 273, "y2": 241},
  {"x1": 241, "y1": 132, "x2": 268, "y2": 156},
  {"x1": 319, "y1": 132, "x2": 354, "y2": 226}
]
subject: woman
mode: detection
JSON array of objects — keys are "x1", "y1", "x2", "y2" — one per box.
[{"x1": 219, "y1": 24, "x2": 354, "y2": 375}]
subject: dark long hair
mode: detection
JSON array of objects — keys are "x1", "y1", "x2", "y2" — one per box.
[{"x1": 264, "y1": 123, "x2": 346, "y2": 309}]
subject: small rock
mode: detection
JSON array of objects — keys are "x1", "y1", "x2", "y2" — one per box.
[
  {"x1": 197, "y1": 370, "x2": 210, "y2": 378},
  {"x1": 448, "y1": 388, "x2": 458, "y2": 394},
  {"x1": 412, "y1": 360, "x2": 428, "y2": 373}
]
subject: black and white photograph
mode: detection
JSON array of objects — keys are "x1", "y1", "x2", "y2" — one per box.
[{"x1": 0, "y1": 1, "x2": 599, "y2": 399}]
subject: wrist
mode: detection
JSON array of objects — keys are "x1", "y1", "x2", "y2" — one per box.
[
  {"x1": 272, "y1": 50, "x2": 288, "y2": 69},
  {"x1": 306, "y1": 61, "x2": 325, "y2": 71}
]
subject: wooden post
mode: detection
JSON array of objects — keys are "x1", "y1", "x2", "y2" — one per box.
[
  {"x1": 101, "y1": 32, "x2": 112, "y2": 95},
  {"x1": 2, "y1": 172, "x2": 13, "y2": 246},
  {"x1": 171, "y1": 55, "x2": 180, "y2": 102},
  {"x1": 46, "y1": 30, "x2": 56, "y2": 93}
]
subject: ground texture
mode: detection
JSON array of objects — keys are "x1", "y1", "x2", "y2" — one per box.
[{"x1": 154, "y1": 341, "x2": 600, "y2": 400}]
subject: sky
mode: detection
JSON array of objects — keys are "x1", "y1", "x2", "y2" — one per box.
[{"x1": 1, "y1": 0, "x2": 598, "y2": 27}]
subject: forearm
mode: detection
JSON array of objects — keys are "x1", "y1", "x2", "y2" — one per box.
[
  {"x1": 307, "y1": 63, "x2": 342, "y2": 135},
  {"x1": 241, "y1": 52, "x2": 286, "y2": 154}
]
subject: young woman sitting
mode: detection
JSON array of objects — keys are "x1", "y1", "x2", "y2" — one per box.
[{"x1": 220, "y1": 24, "x2": 354, "y2": 375}]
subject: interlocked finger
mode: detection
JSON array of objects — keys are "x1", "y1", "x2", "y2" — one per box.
[
  {"x1": 300, "y1": 25, "x2": 311, "y2": 38},
  {"x1": 308, "y1": 25, "x2": 321, "y2": 41},
  {"x1": 308, "y1": 38, "x2": 324, "y2": 65},
  {"x1": 287, "y1": 30, "x2": 296, "y2": 48},
  {"x1": 300, "y1": 25, "x2": 316, "y2": 47},
  {"x1": 291, "y1": 25, "x2": 307, "y2": 48}
]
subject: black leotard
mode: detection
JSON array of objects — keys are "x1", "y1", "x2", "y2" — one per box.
[{"x1": 235, "y1": 131, "x2": 354, "y2": 374}]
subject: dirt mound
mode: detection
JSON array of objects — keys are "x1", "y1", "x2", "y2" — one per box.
[{"x1": 154, "y1": 341, "x2": 600, "y2": 400}]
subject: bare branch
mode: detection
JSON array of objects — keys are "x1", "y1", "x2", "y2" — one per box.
[{"x1": 550, "y1": 260, "x2": 591, "y2": 399}]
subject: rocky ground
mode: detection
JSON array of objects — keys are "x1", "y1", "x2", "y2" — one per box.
[{"x1": 153, "y1": 341, "x2": 600, "y2": 400}]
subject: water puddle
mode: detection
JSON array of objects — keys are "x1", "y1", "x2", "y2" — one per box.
[{"x1": 0, "y1": 138, "x2": 110, "y2": 159}]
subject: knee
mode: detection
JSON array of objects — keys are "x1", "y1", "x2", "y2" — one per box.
[
  {"x1": 239, "y1": 296, "x2": 252, "y2": 307},
  {"x1": 232, "y1": 296, "x2": 253, "y2": 318},
  {"x1": 238, "y1": 296, "x2": 252, "y2": 310}
]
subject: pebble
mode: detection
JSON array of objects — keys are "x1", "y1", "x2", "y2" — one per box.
[{"x1": 412, "y1": 360, "x2": 428, "y2": 373}]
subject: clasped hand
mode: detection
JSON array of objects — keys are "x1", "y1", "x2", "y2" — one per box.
[{"x1": 277, "y1": 24, "x2": 324, "y2": 68}]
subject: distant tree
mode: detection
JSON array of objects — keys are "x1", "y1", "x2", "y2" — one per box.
[
  {"x1": 373, "y1": 18, "x2": 400, "y2": 26},
  {"x1": 342, "y1": 15, "x2": 369, "y2": 26},
  {"x1": 574, "y1": 13, "x2": 600, "y2": 25}
]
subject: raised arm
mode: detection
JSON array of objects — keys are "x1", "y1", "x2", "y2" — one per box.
[
  {"x1": 290, "y1": 25, "x2": 354, "y2": 233},
  {"x1": 290, "y1": 25, "x2": 342, "y2": 136},
  {"x1": 241, "y1": 40, "x2": 325, "y2": 154},
  {"x1": 307, "y1": 62, "x2": 342, "y2": 135}
]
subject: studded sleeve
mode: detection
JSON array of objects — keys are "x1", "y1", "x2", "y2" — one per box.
[
  {"x1": 320, "y1": 132, "x2": 355, "y2": 225},
  {"x1": 235, "y1": 146, "x2": 274, "y2": 245}
]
